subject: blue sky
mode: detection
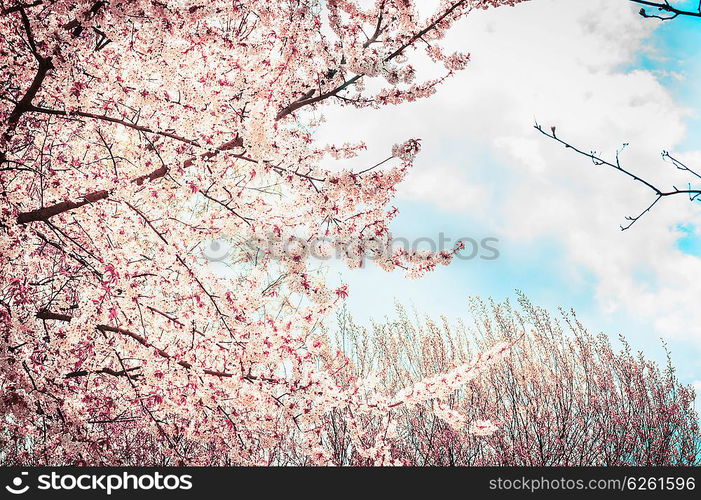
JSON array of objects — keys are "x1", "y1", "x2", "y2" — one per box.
[
  {"x1": 316, "y1": 0, "x2": 701, "y2": 406},
  {"x1": 635, "y1": 1, "x2": 701, "y2": 151},
  {"x1": 636, "y1": 3, "x2": 701, "y2": 265}
]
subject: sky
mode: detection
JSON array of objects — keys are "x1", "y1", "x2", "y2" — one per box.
[{"x1": 311, "y1": 0, "x2": 701, "y2": 409}]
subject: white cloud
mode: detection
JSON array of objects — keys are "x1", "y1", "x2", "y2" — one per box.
[
  {"x1": 314, "y1": 0, "x2": 701, "y2": 349},
  {"x1": 396, "y1": 162, "x2": 490, "y2": 213}
]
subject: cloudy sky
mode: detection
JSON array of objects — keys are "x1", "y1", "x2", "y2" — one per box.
[{"x1": 314, "y1": 0, "x2": 701, "y2": 402}]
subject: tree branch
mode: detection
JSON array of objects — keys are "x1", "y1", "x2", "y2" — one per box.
[
  {"x1": 2, "y1": 8, "x2": 53, "y2": 144},
  {"x1": 15, "y1": 134, "x2": 247, "y2": 224},
  {"x1": 64, "y1": 366, "x2": 141, "y2": 379},
  {"x1": 36, "y1": 310, "x2": 240, "y2": 378},
  {"x1": 631, "y1": 0, "x2": 701, "y2": 20},
  {"x1": 17, "y1": 189, "x2": 109, "y2": 224},
  {"x1": 27, "y1": 105, "x2": 200, "y2": 147},
  {"x1": 535, "y1": 122, "x2": 701, "y2": 230},
  {"x1": 276, "y1": 0, "x2": 471, "y2": 120}
]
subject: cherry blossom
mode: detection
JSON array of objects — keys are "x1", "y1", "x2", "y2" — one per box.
[{"x1": 1, "y1": 0, "x2": 525, "y2": 465}]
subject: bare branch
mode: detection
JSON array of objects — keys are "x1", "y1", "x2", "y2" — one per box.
[
  {"x1": 631, "y1": 0, "x2": 701, "y2": 20},
  {"x1": 535, "y1": 122, "x2": 701, "y2": 230}
]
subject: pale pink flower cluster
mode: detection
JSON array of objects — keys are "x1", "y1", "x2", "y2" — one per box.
[
  {"x1": 391, "y1": 138, "x2": 422, "y2": 163},
  {"x1": 392, "y1": 342, "x2": 511, "y2": 406},
  {"x1": 469, "y1": 419, "x2": 499, "y2": 436}
]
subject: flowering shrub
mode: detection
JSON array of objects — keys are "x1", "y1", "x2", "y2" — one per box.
[
  {"x1": 0, "y1": 0, "x2": 526, "y2": 465},
  {"x1": 326, "y1": 294, "x2": 700, "y2": 465}
]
